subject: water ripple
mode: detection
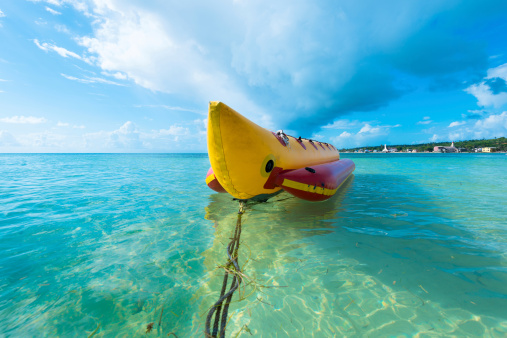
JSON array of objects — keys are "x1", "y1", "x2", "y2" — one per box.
[{"x1": 0, "y1": 153, "x2": 506, "y2": 336}]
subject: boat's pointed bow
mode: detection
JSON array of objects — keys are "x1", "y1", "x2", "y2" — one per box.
[
  {"x1": 207, "y1": 102, "x2": 280, "y2": 200},
  {"x1": 207, "y1": 102, "x2": 236, "y2": 195}
]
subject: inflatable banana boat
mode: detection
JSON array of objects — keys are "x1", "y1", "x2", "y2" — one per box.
[{"x1": 205, "y1": 102, "x2": 355, "y2": 201}]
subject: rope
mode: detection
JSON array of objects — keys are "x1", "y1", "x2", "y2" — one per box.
[{"x1": 205, "y1": 201, "x2": 245, "y2": 338}]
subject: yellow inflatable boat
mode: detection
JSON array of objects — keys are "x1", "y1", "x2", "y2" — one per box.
[{"x1": 206, "y1": 102, "x2": 355, "y2": 201}]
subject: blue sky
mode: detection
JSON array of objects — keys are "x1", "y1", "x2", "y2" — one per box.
[{"x1": 1, "y1": 0, "x2": 507, "y2": 152}]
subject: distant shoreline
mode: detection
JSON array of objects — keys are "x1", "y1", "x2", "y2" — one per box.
[
  {"x1": 340, "y1": 151, "x2": 507, "y2": 154},
  {"x1": 338, "y1": 137, "x2": 506, "y2": 153}
]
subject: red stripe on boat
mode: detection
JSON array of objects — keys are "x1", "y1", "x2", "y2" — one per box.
[{"x1": 275, "y1": 159, "x2": 355, "y2": 201}]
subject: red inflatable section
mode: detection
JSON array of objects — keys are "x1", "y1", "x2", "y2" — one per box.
[
  {"x1": 274, "y1": 159, "x2": 355, "y2": 201},
  {"x1": 206, "y1": 167, "x2": 227, "y2": 193},
  {"x1": 206, "y1": 160, "x2": 355, "y2": 201}
]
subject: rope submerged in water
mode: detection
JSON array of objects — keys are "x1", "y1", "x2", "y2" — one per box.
[{"x1": 205, "y1": 201, "x2": 246, "y2": 338}]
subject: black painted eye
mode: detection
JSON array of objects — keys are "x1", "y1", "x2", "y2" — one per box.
[{"x1": 265, "y1": 160, "x2": 274, "y2": 173}]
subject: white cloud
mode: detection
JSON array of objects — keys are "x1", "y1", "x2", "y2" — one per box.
[
  {"x1": 55, "y1": 24, "x2": 71, "y2": 34},
  {"x1": 43, "y1": 0, "x2": 62, "y2": 6},
  {"x1": 101, "y1": 71, "x2": 127, "y2": 80},
  {"x1": 30, "y1": 0, "x2": 89, "y2": 13},
  {"x1": 7, "y1": 130, "x2": 74, "y2": 150},
  {"x1": 358, "y1": 123, "x2": 380, "y2": 134},
  {"x1": 322, "y1": 119, "x2": 360, "y2": 129},
  {"x1": 328, "y1": 131, "x2": 352, "y2": 148},
  {"x1": 74, "y1": 64, "x2": 96, "y2": 75},
  {"x1": 473, "y1": 111, "x2": 507, "y2": 138},
  {"x1": 108, "y1": 121, "x2": 143, "y2": 148},
  {"x1": 421, "y1": 127, "x2": 435, "y2": 134},
  {"x1": 330, "y1": 122, "x2": 391, "y2": 148},
  {"x1": 46, "y1": 6, "x2": 61, "y2": 15},
  {"x1": 61, "y1": 73, "x2": 125, "y2": 86},
  {"x1": 158, "y1": 125, "x2": 189, "y2": 136},
  {"x1": 465, "y1": 63, "x2": 507, "y2": 108},
  {"x1": 0, "y1": 116, "x2": 47, "y2": 124},
  {"x1": 75, "y1": 2, "x2": 267, "y2": 123},
  {"x1": 29, "y1": 0, "x2": 497, "y2": 141},
  {"x1": 147, "y1": 122, "x2": 208, "y2": 149},
  {"x1": 488, "y1": 62, "x2": 507, "y2": 79},
  {"x1": 417, "y1": 120, "x2": 432, "y2": 125},
  {"x1": 448, "y1": 131, "x2": 465, "y2": 141},
  {"x1": 462, "y1": 109, "x2": 487, "y2": 119},
  {"x1": 431, "y1": 112, "x2": 507, "y2": 142},
  {"x1": 430, "y1": 134, "x2": 439, "y2": 142},
  {"x1": 82, "y1": 121, "x2": 206, "y2": 151},
  {"x1": 27, "y1": 0, "x2": 461, "y2": 133},
  {"x1": 35, "y1": 18, "x2": 48, "y2": 26},
  {"x1": 423, "y1": 116, "x2": 431, "y2": 120},
  {"x1": 70, "y1": 0, "x2": 439, "y2": 129},
  {"x1": 0, "y1": 9, "x2": 5, "y2": 17},
  {"x1": 448, "y1": 121, "x2": 465, "y2": 128},
  {"x1": 2, "y1": 118, "x2": 206, "y2": 152},
  {"x1": 84, "y1": 121, "x2": 143, "y2": 150},
  {"x1": 0, "y1": 130, "x2": 19, "y2": 146},
  {"x1": 193, "y1": 118, "x2": 207, "y2": 135},
  {"x1": 194, "y1": 118, "x2": 207, "y2": 129},
  {"x1": 34, "y1": 39, "x2": 89, "y2": 62},
  {"x1": 31, "y1": 131, "x2": 67, "y2": 147},
  {"x1": 465, "y1": 83, "x2": 507, "y2": 108}
]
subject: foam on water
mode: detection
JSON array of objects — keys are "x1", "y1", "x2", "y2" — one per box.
[{"x1": 0, "y1": 153, "x2": 506, "y2": 337}]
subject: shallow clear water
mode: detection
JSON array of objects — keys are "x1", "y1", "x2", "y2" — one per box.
[{"x1": 0, "y1": 153, "x2": 506, "y2": 337}]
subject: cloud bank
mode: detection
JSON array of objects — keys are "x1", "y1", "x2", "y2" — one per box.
[
  {"x1": 428, "y1": 111, "x2": 507, "y2": 142},
  {"x1": 330, "y1": 121, "x2": 401, "y2": 148},
  {"x1": 31, "y1": 0, "x2": 507, "y2": 134},
  {"x1": 0, "y1": 120, "x2": 206, "y2": 152}
]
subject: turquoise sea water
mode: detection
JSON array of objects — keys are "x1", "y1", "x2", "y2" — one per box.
[{"x1": 1, "y1": 153, "x2": 506, "y2": 337}]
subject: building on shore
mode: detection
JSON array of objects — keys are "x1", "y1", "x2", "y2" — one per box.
[
  {"x1": 382, "y1": 144, "x2": 398, "y2": 153},
  {"x1": 434, "y1": 142, "x2": 458, "y2": 153},
  {"x1": 482, "y1": 147, "x2": 496, "y2": 153}
]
